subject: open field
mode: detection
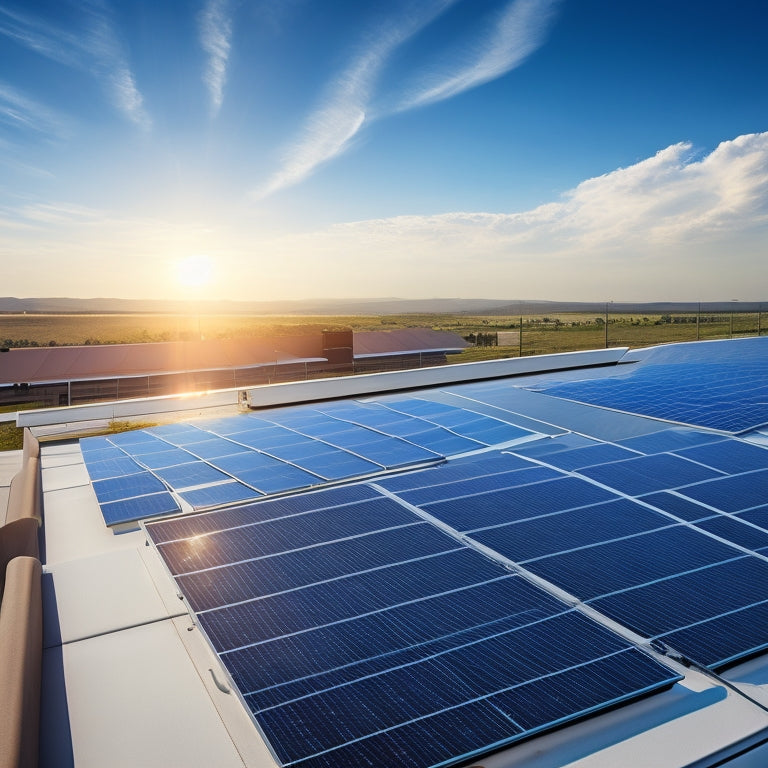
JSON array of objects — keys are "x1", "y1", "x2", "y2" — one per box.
[{"x1": 0, "y1": 310, "x2": 763, "y2": 355}]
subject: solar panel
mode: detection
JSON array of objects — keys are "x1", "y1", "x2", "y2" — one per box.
[
  {"x1": 92, "y1": 471, "x2": 167, "y2": 504},
  {"x1": 100, "y1": 491, "x2": 180, "y2": 526},
  {"x1": 576, "y1": 454, "x2": 724, "y2": 496},
  {"x1": 535, "y1": 442, "x2": 640, "y2": 471},
  {"x1": 469, "y1": 499, "x2": 672, "y2": 564},
  {"x1": 422, "y1": 476, "x2": 617, "y2": 533},
  {"x1": 152, "y1": 461, "x2": 231, "y2": 490},
  {"x1": 676, "y1": 469, "x2": 768, "y2": 513},
  {"x1": 134, "y1": 448, "x2": 198, "y2": 470},
  {"x1": 182, "y1": 437, "x2": 252, "y2": 460},
  {"x1": 616, "y1": 428, "x2": 725, "y2": 454},
  {"x1": 692, "y1": 514, "x2": 768, "y2": 553},
  {"x1": 640, "y1": 491, "x2": 718, "y2": 522},
  {"x1": 178, "y1": 481, "x2": 263, "y2": 509},
  {"x1": 233, "y1": 465, "x2": 321, "y2": 494},
  {"x1": 146, "y1": 490, "x2": 679, "y2": 768},
  {"x1": 510, "y1": 433, "x2": 600, "y2": 456},
  {"x1": 673, "y1": 440, "x2": 768, "y2": 474},
  {"x1": 83, "y1": 455, "x2": 144, "y2": 481}
]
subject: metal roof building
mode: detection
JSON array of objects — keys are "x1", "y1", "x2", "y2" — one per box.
[{"x1": 3, "y1": 336, "x2": 768, "y2": 768}]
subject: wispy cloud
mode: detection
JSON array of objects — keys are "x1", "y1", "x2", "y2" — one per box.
[
  {"x1": 256, "y1": 1, "x2": 460, "y2": 198},
  {"x1": 0, "y1": 81, "x2": 68, "y2": 137},
  {"x1": 258, "y1": 0, "x2": 561, "y2": 198},
  {"x1": 199, "y1": 0, "x2": 233, "y2": 116},
  {"x1": 400, "y1": 0, "x2": 561, "y2": 110},
  {"x1": 0, "y1": 1, "x2": 150, "y2": 128},
  {"x1": 254, "y1": 133, "x2": 768, "y2": 300}
]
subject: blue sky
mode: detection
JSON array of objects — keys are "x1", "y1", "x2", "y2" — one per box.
[{"x1": 2, "y1": 0, "x2": 767, "y2": 302}]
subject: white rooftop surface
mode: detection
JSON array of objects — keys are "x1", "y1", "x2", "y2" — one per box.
[{"x1": 30, "y1": 347, "x2": 768, "y2": 768}]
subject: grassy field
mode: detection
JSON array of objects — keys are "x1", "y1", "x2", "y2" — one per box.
[{"x1": 0, "y1": 310, "x2": 764, "y2": 351}]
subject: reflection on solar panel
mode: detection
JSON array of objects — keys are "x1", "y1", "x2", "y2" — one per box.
[
  {"x1": 529, "y1": 337, "x2": 768, "y2": 432},
  {"x1": 80, "y1": 397, "x2": 536, "y2": 525},
  {"x1": 146, "y1": 487, "x2": 679, "y2": 768}
]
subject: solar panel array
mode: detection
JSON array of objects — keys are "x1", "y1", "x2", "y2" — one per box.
[
  {"x1": 80, "y1": 398, "x2": 532, "y2": 526},
  {"x1": 146, "y1": 482, "x2": 679, "y2": 768},
  {"x1": 527, "y1": 337, "x2": 768, "y2": 433}
]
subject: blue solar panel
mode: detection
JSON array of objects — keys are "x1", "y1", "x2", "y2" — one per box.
[
  {"x1": 677, "y1": 469, "x2": 768, "y2": 512},
  {"x1": 577, "y1": 454, "x2": 724, "y2": 496},
  {"x1": 157, "y1": 497, "x2": 418, "y2": 575},
  {"x1": 529, "y1": 338, "x2": 768, "y2": 433},
  {"x1": 234, "y1": 465, "x2": 321, "y2": 494},
  {"x1": 641, "y1": 491, "x2": 717, "y2": 522},
  {"x1": 290, "y1": 451, "x2": 383, "y2": 481},
  {"x1": 673, "y1": 440, "x2": 768, "y2": 474},
  {"x1": 397, "y1": 466, "x2": 562, "y2": 507},
  {"x1": 84, "y1": 455, "x2": 144, "y2": 481},
  {"x1": 692, "y1": 515, "x2": 768, "y2": 552},
  {"x1": 422, "y1": 476, "x2": 617, "y2": 533},
  {"x1": 92, "y1": 471, "x2": 167, "y2": 504},
  {"x1": 524, "y1": 525, "x2": 741, "y2": 601},
  {"x1": 510, "y1": 433, "x2": 599, "y2": 456},
  {"x1": 79, "y1": 436, "x2": 116, "y2": 453},
  {"x1": 536, "y1": 442, "x2": 640, "y2": 471},
  {"x1": 470, "y1": 499, "x2": 671, "y2": 563},
  {"x1": 736, "y1": 505, "x2": 768, "y2": 531},
  {"x1": 589, "y1": 556, "x2": 768, "y2": 668},
  {"x1": 79, "y1": 445, "x2": 128, "y2": 462},
  {"x1": 176, "y1": 523, "x2": 458, "y2": 612},
  {"x1": 178, "y1": 481, "x2": 263, "y2": 509},
  {"x1": 146, "y1": 485, "x2": 380, "y2": 544},
  {"x1": 100, "y1": 492, "x2": 180, "y2": 526},
  {"x1": 211, "y1": 451, "x2": 292, "y2": 474},
  {"x1": 148, "y1": 423, "x2": 213, "y2": 440},
  {"x1": 107, "y1": 430, "x2": 165, "y2": 447},
  {"x1": 134, "y1": 448, "x2": 197, "y2": 470},
  {"x1": 616, "y1": 429, "x2": 725, "y2": 454},
  {"x1": 147, "y1": 486, "x2": 679, "y2": 768},
  {"x1": 152, "y1": 462, "x2": 231, "y2": 489},
  {"x1": 182, "y1": 437, "x2": 251, "y2": 460}
]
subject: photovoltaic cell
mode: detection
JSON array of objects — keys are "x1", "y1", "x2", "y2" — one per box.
[
  {"x1": 153, "y1": 461, "x2": 231, "y2": 489},
  {"x1": 233, "y1": 465, "x2": 321, "y2": 494},
  {"x1": 676, "y1": 470, "x2": 768, "y2": 513},
  {"x1": 92, "y1": 471, "x2": 167, "y2": 504},
  {"x1": 535, "y1": 442, "x2": 640, "y2": 471},
  {"x1": 83, "y1": 455, "x2": 144, "y2": 481},
  {"x1": 510, "y1": 433, "x2": 599, "y2": 456},
  {"x1": 422, "y1": 476, "x2": 617, "y2": 533},
  {"x1": 576, "y1": 454, "x2": 724, "y2": 496},
  {"x1": 691, "y1": 515, "x2": 768, "y2": 553},
  {"x1": 640, "y1": 491, "x2": 719, "y2": 522},
  {"x1": 100, "y1": 491, "x2": 180, "y2": 526},
  {"x1": 182, "y1": 437, "x2": 252, "y2": 460},
  {"x1": 134, "y1": 448, "x2": 197, "y2": 470},
  {"x1": 672, "y1": 440, "x2": 768, "y2": 474},
  {"x1": 616, "y1": 428, "x2": 725, "y2": 455},
  {"x1": 178, "y1": 481, "x2": 263, "y2": 509}
]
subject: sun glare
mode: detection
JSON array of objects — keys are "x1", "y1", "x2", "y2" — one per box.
[{"x1": 177, "y1": 254, "x2": 213, "y2": 290}]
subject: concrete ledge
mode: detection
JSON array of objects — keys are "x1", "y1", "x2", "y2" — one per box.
[{"x1": 245, "y1": 348, "x2": 629, "y2": 409}]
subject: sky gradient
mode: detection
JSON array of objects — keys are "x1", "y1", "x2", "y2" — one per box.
[{"x1": 2, "y1": 0, "x2": 767, "y2": 302}]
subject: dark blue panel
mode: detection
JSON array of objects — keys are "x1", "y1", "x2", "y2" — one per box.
[
  {"x1": 471, "y1": 499, "x2": 671, "y2": 563},
  {"x1": 79, "y1": 445, "x2": 127, "y2": 462},
  {"x1": 539, "y1": 443, "x2": 641, "y2": 471},
  {"x1": 220, "y1": 427, "x2": 298, "y2": 448},
  {"x1": 100, "y1": 492, "x2": 180, "y2": 526},
  {"x1": 145, "y1": 485, "x2": 380, "y2": 544},
  {"x1": 617, "y1": 429, "x2": 725, "y2": 455},
  {"x1": 423, "y1": 476, "x2": 617, "y2": 532},
  {"x1": 265, "y1": 441, "x2": 342, "y2": 462},
  {"x1": 158, "y1": 497, "x2": 419, "y2": 575},
  {"x1": 398, "y1": 429, "x2": 485, "y2": 455},
  {"x1": 736, "y1": 505, "x2": 768, "y2": 531},
  {"x1": 178, "y1": 481, "x2": 263, "y2": 509},
  {"x1": 657, "y1": 601, "x2": 768, "y2": 669},
  {"x1": 510, "y1": 433, "x2": 599, "y2": 456},
  {"x1": 134, "y1": 448, "x2": 197, "y2": 469},
  {"x1": 234, "y1": 465, "x2": 320, "y2": 494},
  {"x1": 84, "y1": 456, "x2": 144, "y2": 481},
  {"x1": 79, "y1": 436, "x2": 115, "y2": 453},
  {"x1": 677, "y1": 469, "x2": 768, "y2": 512},
  {"x1": 398, "y1": 466, "x2": 562, "y2": 506},
  {"x1": 183, "y1": 437, "x2": 251, "y2": 460},
  {"x1": 224, "y1": 577, "x2": 563, "y2": 701},
  {"x1": 92, "y1": 471, "x2": 167, "y2": 503},
  {"x1": 198, "y1": 548, "x2": 504, "y2": 650},
  {"x1": 177, "y1": 523, "x2": 458, "y2": 612},
  {"x1": 291, "y1": 452, "x2": 383, "y2": 480},
  {"x1": 148, "y1": 423, "x2": 213, "y2": 440},
  {"x1": 153, "y1": 462, "x2": 231, "y2": 489},
  {"x1": 693, "y1": 515, "x2": 768, "y2": 552},
  {"x1": 526, "y1": 525, "x2": 741, "y2": 600},
  {"x1": 211, "y1": 451, "x2": 290, "y2": 474},
  {"x1": 674, "y1": 440, "x2": 768, "y2": 474},
  {"x1": 640, "y1": 491, "x2": 717, "y2": 521},
  {"x1": 253, "y1": 612, "x2": 677, "y2": 767},
  {"x1": 107, "y1": 430, "x2": 165, "y2": 448},
  {"x1": 577, "y1": 454, "x2": 723, "y2": 496},
  {"x1": 455, "y1": 420, "x2": 531, "y2": 446}
]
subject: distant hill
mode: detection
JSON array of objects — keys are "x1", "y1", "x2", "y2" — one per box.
[{"x1": 0, "y1": 297, "x2": 763, "y2": 315}]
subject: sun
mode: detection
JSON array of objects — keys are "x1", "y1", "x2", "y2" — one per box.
[{"x1": 176, "y1": 254, "x2": 213, "y2": 290}]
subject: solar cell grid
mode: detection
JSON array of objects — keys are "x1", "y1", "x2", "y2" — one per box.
[
  {"x1": 83, "y1": 455, "x2": 144, "y2": 481},
  {"x1": 673, "y1": 440, "x2": 768, "y2": 474},
  {"x1": 134, "y1": 448, "x2": 197, "y2": 470},
  {"x1": 470, "y1": 499, "x2": 672, "y2": 564},
  {"x1": 92, "y1": 471, "x2": 167, "y2": 504},
  {"x1": 100, "y1": 491, "x2": 180, "y2": 526},
  {"x1": 233, "y1": 465, "x2": 321, "y2": 494},
  {"x1": 182, "y1": 437, "x2": 251, "y2": 460},
  {"x1": 616, "y1": 429, "x2": 725, "y2": 455},
  {"x1": 676, "y1": 469, "x2": 768, "y2": 513},
  {"x1": 640, "y1": 491, "x2": 718, "y2": 522},
  {"x1": 509, "y1": 433, "x2": 599, "y2": 456},
  {"x1": 577, "y1": 453, "x2": 724, "y2": 496},
  {"x1": 692, "y1": 515, "x2": 768, "y2": 552},
  {"x1": 422, "y1": 476, "x2": 617, "y2": 533},
  {"x1": 537, "y1": 442, "x2": 640, "y2": 471},
  {"x1": 178, "y1": 481, "x2": 262, "y2": 509},
  {"x1": 396, "y1": 465, "x2": 562, "y2": 507},
  {"x1": 153, "y1": 461, "x2": 231, "y2": 490}
]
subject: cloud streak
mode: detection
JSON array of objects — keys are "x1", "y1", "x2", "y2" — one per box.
[
  {"x1": 255, "y1": 133, "x2": 768, "y2": 300},
  {"x1": 0, "y1": 1, "x2": 150, "y2": 128},
  {"x1": 199, "y1": 0, "x2": 233, "y2": 116},
  {"x1": 258, "y1": 0, "x2": 561, "y2": 198}
]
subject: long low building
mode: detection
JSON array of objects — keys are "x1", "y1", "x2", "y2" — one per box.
[
  {"x1": 3, "y1": 336, "x2": 768, "y2": 768},
  {"x1": 0, "y1": 328, "x2": 469, "y2": 407}
]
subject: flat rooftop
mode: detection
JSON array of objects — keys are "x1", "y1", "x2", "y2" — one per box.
[{"x1": 21, "y1": 338, "x2": 768, "y2": 767}]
